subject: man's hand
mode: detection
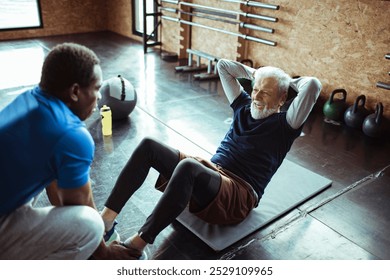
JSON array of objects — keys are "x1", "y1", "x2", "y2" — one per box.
[{"x1": 92, "y1": 241, "x2": 142, "y2": 260}]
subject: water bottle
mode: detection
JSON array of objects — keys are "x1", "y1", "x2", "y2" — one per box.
[{"x1": 100, "y1": 105, "x2": 112, "y2": 136}]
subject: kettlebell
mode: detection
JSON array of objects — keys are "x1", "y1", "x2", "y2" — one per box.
[
  {"x1": 344, "y1": 95, "x2": 370, "y2": 129},
  {"x1": 362, "y1": 102, "x2": 384, "y2": 138},
  {"x1": 323, "y1": 88, "x2": 347, "y2": 122}
]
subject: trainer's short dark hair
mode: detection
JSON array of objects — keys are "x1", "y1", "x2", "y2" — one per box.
[{"x1": 39, "y1": 43, "x2": 100, "y2": 94}]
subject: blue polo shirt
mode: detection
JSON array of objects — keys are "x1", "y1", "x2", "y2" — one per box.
[
  {"x1": 211, "y1": 92, "x2": 302, "y2": 200},
  {"x1": 0, "y1": 86, "x2": 94, "y2": 215}
]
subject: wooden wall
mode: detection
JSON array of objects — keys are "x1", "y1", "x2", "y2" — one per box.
[
  {"x1": 246, "y1": 0, "x2": 390, "y2": 117},
  {"x1": 0, "y1": 0, "x2": 107, "y2": 40},
  {"x1": 105, "y1": 0, "x2": 134, "y2": 40},
  {"x1": 0, "y1": 0, "x2": 389, "y2": 117},
  {"x1": 0, "y1": 0, "x2": 140, "y2": 44},
  {"x1": 160, "y1": 0, "x2": 390, "y2": 117}
]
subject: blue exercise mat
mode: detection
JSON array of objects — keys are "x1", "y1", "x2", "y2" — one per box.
[{"x1": 177, "y1": 159, "x2": 332, "y2": 251}]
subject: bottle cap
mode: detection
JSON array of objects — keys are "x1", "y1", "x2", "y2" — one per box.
[{"x1": 101, "y1": 105, "x2": 111, "y2": 112}]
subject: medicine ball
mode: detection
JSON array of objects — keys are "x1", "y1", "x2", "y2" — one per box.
[{"x1": 98, "y1": 75, "x2": 137, "y2": 120}]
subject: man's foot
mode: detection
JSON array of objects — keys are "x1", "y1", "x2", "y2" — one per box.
[
  {"x1": 139, "y1": 250, "x2": 148, "y2": 260},
  {"x1": 104, "y1": 220, "x2": 120, "y2": 244}
]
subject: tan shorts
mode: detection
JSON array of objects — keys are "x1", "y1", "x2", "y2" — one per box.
[{"x1": 154, "y1": 152, "x2": 258, "y2": 225}]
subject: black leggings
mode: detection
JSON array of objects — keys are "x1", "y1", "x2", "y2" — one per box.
[{"x1": 105, "y1": 137, "x2": 221, "y2": 244}]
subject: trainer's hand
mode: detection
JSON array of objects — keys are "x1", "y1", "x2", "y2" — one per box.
[{"x1": 92, "y1": 241, "x2": 141, "y2": 260}]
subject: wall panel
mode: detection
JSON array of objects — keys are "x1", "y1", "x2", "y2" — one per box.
[
  {"x1": 0, "y1": 0, "x2": 106, "y2": 40},
  {"x1": 160, "y1": 0, "x2": 390, "y2": 117}
]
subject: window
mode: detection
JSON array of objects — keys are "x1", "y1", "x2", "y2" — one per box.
[
  {"x1": 132, "y1": 0, "x2": 157, "y2": 39},
  {"x1": 0, "y1": 0, "x2": 42, "y2": 31}
]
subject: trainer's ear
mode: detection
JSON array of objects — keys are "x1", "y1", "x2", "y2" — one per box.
[{"x1": 69, "y1": 83, "x2": 80, "y2": 103}]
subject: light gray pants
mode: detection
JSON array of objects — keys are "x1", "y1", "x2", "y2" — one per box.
[{"x1": 0, "y1": 200, "x2": 104, "y2": 260}]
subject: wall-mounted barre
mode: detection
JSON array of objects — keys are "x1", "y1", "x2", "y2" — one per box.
[
  {"x1": 220, "y1": 0, "x2": 280, "y2": 10},
  {"x1": 161, "y1": 0, "x2": 179, "y2": 4},
  {"x1": 179, "y1": 2, "x2": 278, "y2": 22},
  {"x1": 160, "y1": 7, "x2": 274, "y2": 33},
  {"x1": 162, "y1": 15, "x2": 276, "y2": 46},
  {"x1": 161, "y1": 0, "x2": 279, "y2": 11},
  {"x1": 376, "y1": 82, "x2": 390, "y2": 91}
]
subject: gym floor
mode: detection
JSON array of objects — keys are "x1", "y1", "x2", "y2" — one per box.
[{"x1": 1, "y1": 31, "x2": 389, "y2": 260}]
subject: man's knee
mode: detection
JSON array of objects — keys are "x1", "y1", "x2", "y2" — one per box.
[
  {"x1": 175, "y1": 158, "x2": 200, "y2": 175},
  {"x1": 138, "y1": 137, "x2": 159, "y2": 151},
  {"x1": 67, "y1": 206, "x2": 104, "y2": 258},
  {"x1": 76, "y1": 206, "x2": 104, "y2": 240}
]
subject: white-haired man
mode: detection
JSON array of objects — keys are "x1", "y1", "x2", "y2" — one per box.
[{"x1": 94, "y1": 59, "x2": 322, "y2": 259}]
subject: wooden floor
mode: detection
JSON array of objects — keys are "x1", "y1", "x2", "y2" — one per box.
[{"x1": 1, "y1": 31, "x2": 389, "y2": 260}]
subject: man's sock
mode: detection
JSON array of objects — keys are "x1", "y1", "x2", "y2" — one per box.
[{"x1": 103, "y1": 220, "x2": 115, "y2": 233}]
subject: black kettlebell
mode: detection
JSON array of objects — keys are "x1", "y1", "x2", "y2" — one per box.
[
  {"x1": 362, "y1": 102, "x2": 384, "y2": 137},
  {"x1": 323, "y1": 89, "x2": 347, "y2": 122},
  {"x1": 344, "y1": 95, "x2": 370, "y2": 129}
]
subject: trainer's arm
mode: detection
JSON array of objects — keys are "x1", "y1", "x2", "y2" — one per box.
[
  {"x1": 286, "y1": 77, "x2": 322, "y2": 129},
  {"x1": 217, "y1": 59, "x2": 255, "y2": 104},
  {"x1": 46, "y1": 180, "x2": 97, "y2": 209}
]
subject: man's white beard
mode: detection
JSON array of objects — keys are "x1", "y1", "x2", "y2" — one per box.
[{"x1": 250, "y1": 102, "x2": 277, "y2": 119}]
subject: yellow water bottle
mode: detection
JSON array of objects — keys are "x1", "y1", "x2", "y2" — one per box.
[{"x1": 100, "y1": 105, "x2": 112, "y2": 136}]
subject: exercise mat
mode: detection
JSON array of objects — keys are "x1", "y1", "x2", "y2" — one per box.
[{"x1": 176, "y1": 159, "x2": 332, "y2": 251}]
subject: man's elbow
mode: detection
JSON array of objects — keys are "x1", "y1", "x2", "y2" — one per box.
[
  {"x1": 217, "y1": 58, "x2": 230, "y2": 73},
  {"x1": 308, "y1": 77, "x2": 322, "y2": 93}
]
